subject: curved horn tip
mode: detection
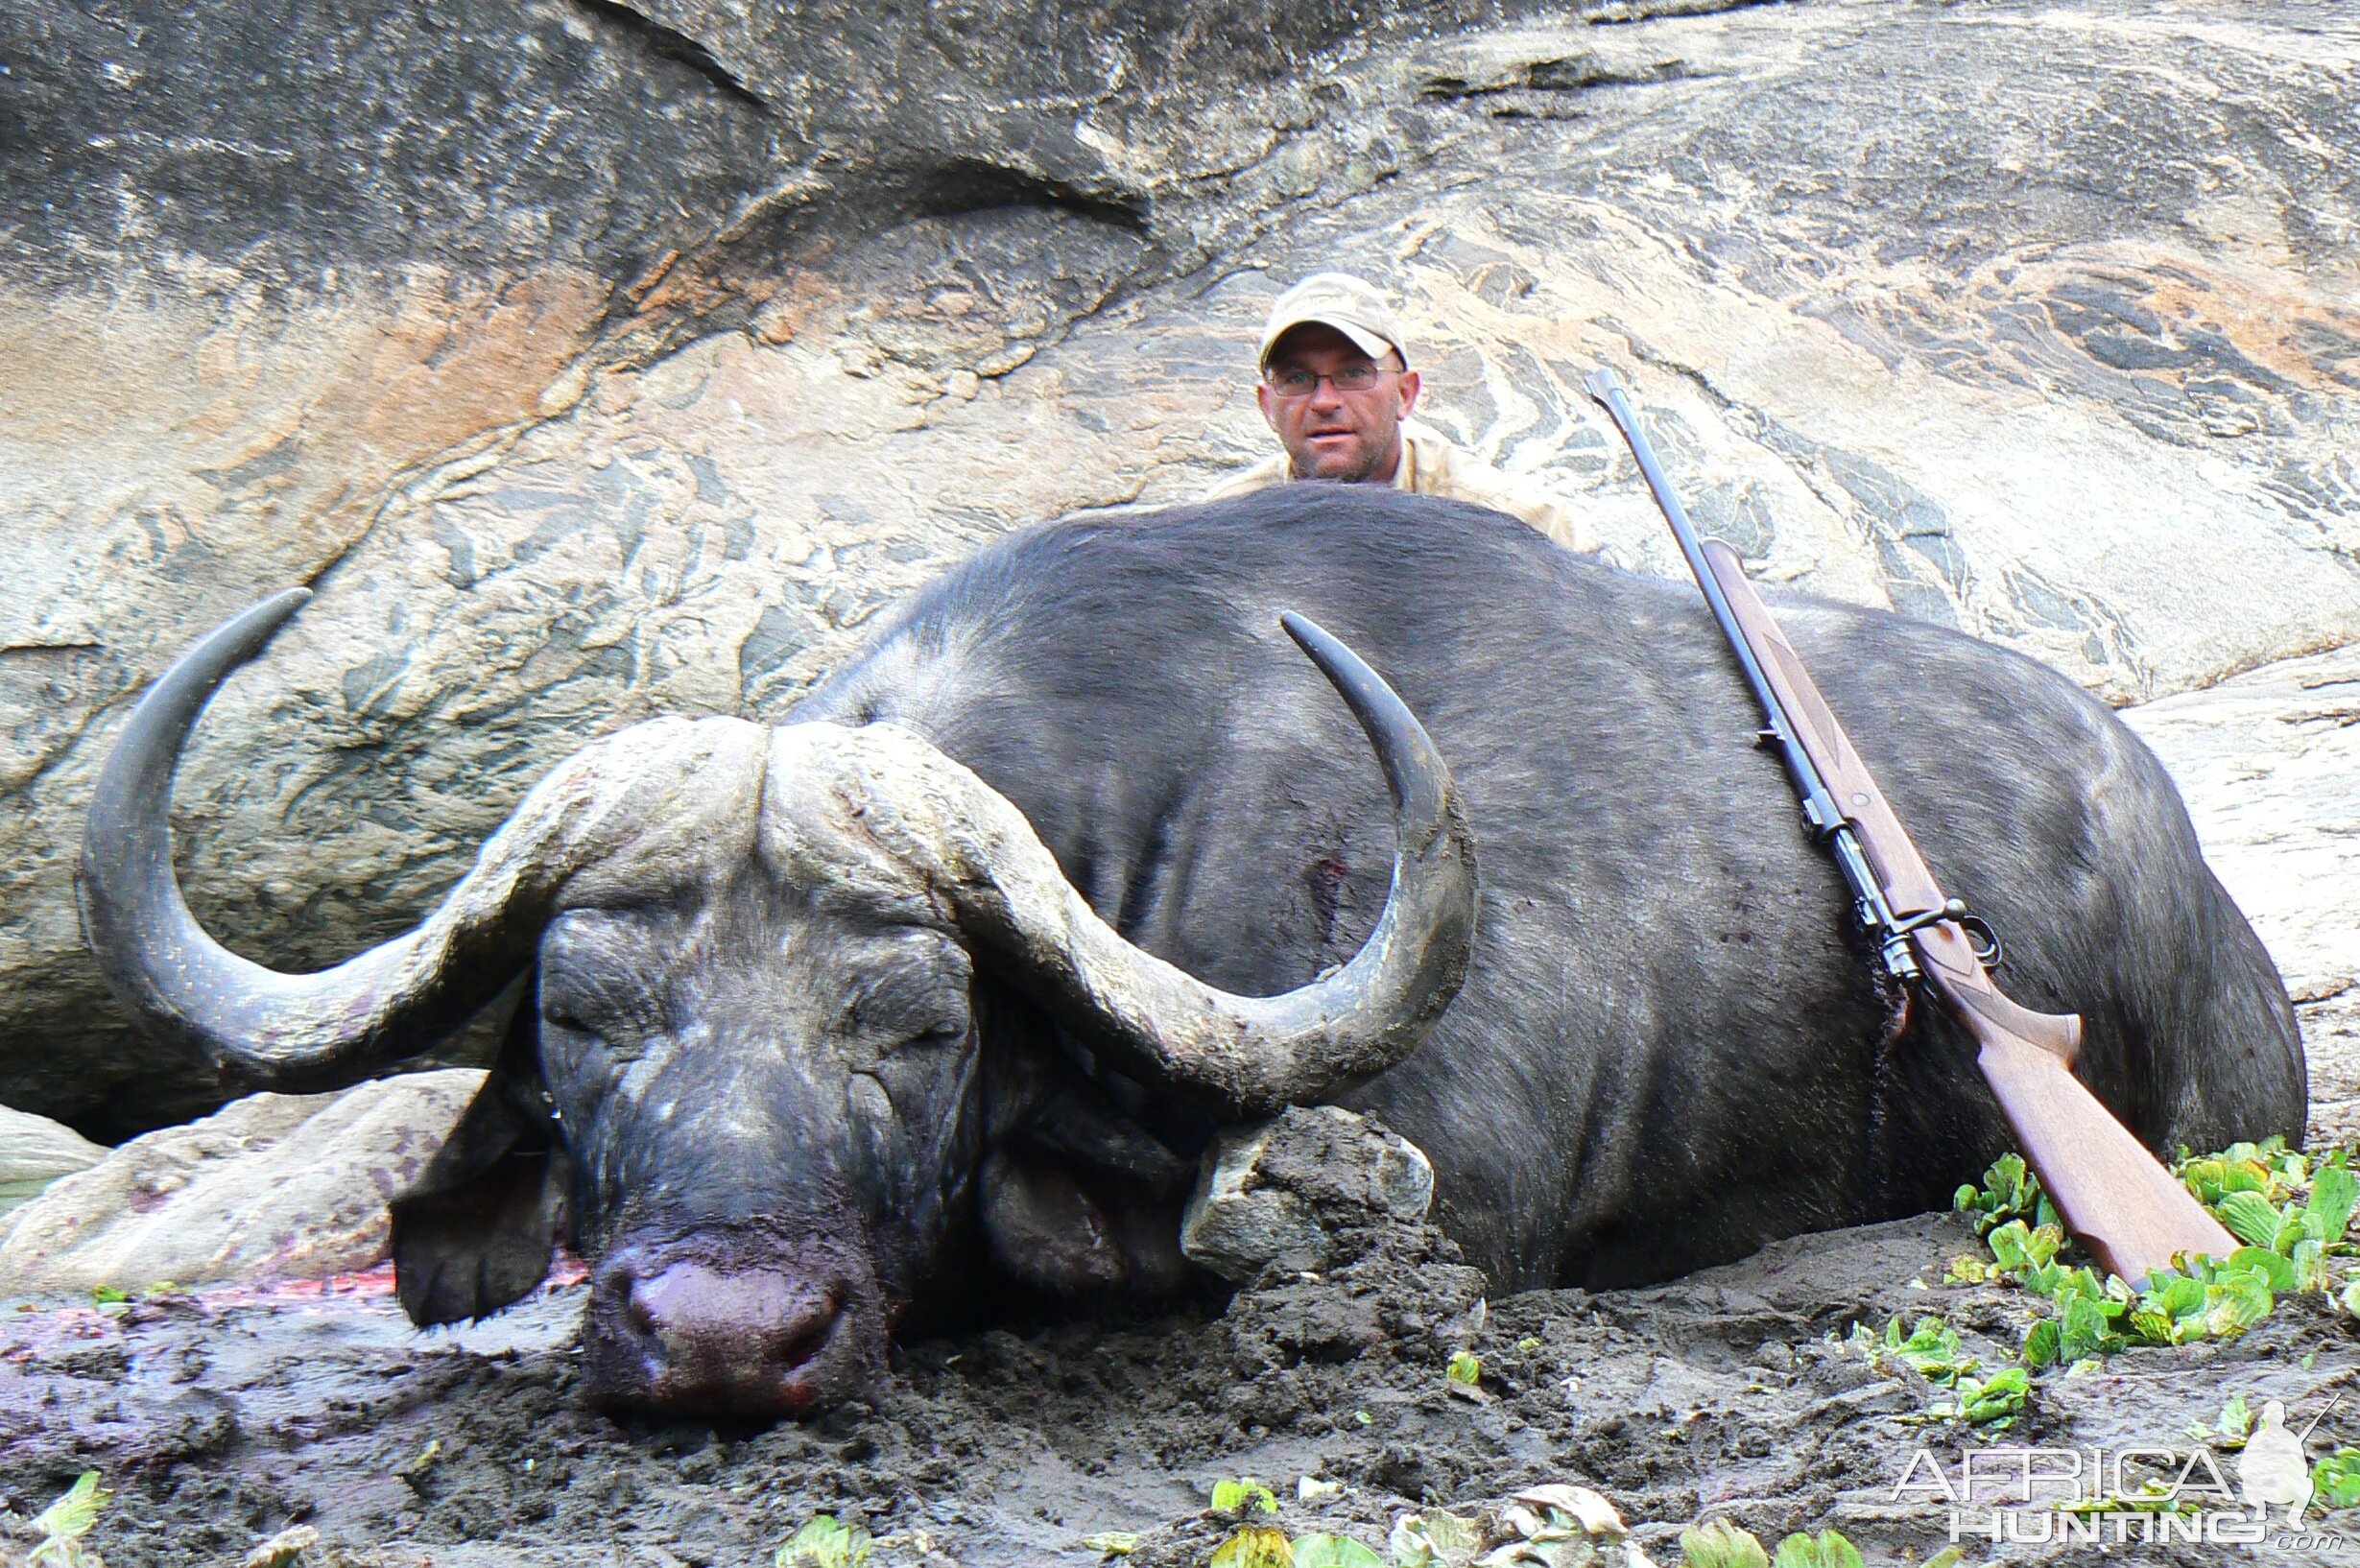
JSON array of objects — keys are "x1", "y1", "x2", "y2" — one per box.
[
  {"x1": 232, "y1": 586, "x2": 315, "y2": 648},
  {"x1": 88, "y1": 586, "x2": 318, "y2": 825},
  {"x1": 141, "y1": 588, "x2": 317, "y2": 700},
  {"x1": 1277, "y1": 610, "x2": 1392, "y2": 723},
  {"x1": 1277, "y1": 610, "x2": 1445, "y2": 820},
  {"x1": 78, "y1": 583, "x2": 392, "y2": 1082}
]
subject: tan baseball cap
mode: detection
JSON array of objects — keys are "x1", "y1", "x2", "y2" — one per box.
[{"x1": 1256, "y1": 272, "x2": 1410, "y2": 369}]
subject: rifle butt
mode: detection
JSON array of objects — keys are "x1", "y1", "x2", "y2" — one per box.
[{"x1": 1977, "y1": 1029, "x2": 2234, "y2": 1283}]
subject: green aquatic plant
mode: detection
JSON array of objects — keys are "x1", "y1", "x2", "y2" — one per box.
[
  {"x1": 1953, "y1": 1152, "x2": 2057, "y2": 1237},
  {"x1": 1212, "y1": 1478, "x2": 1281, "y2": 1514},
  {"x1": 27, "y1": 1472, "x2": 110, "y2": 1568},
  {"x1": 1387, "y1": 1508, "x2": 1480, "y2": 1567},
  {"x1": 2313, "y1": 1448, "x2": 2360, "y2": 1511},
  {"x1": 2185, "y1": 1391, "x2": 2253, "y2": 1448},
  {"x1": 1949, "y1": 1140, "x2": 2360, "y2": 1364},
  {"x1": 774, "y1": 1513, "x2": 871, "y2": 1568},
  {"x1": 1848, "y1": 1315, "x2": 2027, "y2": 1427},
  {"x1": 1676, "y1": 1520, "x2": 1768, "y2": 1568},
  {"x1": 1935, "y1": 1366, "x2": 2030, "y2": 1426},
  {"x1": 1768, "y1": 1531, "x2": 1862, "y2": 1568},
  {"x1": 1208, "y1": 1525, "x2": 1294, "y2": 1567},
  {"x1": 1674, "y1": 1522, "x2": 1887, "y2": 1568}
]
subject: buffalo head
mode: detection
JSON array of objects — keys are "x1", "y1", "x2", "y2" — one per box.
[{"x1": 80, "y1": 589, "x2": 1475, "y2": 1419}]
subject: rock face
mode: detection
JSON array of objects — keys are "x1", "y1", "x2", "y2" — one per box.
[
  {"x1": 7, "y1": 0, "x2": 2356, "y2": 1130},
  {"x1": 0, "y1": 1070, "x2": 482, "y2": 1296},
  {"x1": 2122, "y1": 644, "x2": 2360, "y2": 1148}
]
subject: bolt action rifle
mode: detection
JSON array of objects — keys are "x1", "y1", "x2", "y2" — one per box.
[{"x1": 1584, "y1": 368, "x2": 2232, "y2": 1283}]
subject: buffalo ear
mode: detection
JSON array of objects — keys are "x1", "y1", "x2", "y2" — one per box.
[{"x1": 391, "y1": 983, "x2": 570, "y2": 1326}]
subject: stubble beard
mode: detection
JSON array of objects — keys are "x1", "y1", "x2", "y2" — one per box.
[{"x1": 1289, "y1": 431, "x2": 1396, "y2": 486}]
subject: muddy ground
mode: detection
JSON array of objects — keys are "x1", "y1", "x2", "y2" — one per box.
[{"x1": 3, "y1": 1208, "x2": 2357, "y2": 1568}]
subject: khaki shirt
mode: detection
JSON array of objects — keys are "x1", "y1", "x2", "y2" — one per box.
[{"x1": 1204, "y1": 418, "x2": 1598, "y2": 555}]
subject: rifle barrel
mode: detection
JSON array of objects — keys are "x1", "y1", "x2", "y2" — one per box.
[
  {"x1": 1582, "y1": 370, "x2": 1908, "y2": 967},
  {"x1": 1582, "y1": 372, "x2": 1786, "y2": 749}
]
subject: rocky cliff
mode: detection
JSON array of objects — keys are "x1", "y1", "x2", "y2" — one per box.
[{"x1": 6, "y1": 0, "x2": 2355, "y2": 1132}]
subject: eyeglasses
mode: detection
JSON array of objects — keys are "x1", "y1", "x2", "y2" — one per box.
[{"x1": 1263, "y1": 364, "x2": 1391, "y2": 397}]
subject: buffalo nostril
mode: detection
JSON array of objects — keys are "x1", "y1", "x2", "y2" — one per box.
[
  {"x1": 624, "y1": 1264, "x2": 840, "y2": 1368},
  {"x1": 597, "y1": 1265, "x2": 658, "y2": 1340},
  {"x1": 582, "y1": 1253, "x2": 880, "y2": 1417},
  {"x1": 776, "y1": 1311, "x2": 836, "y2": 1372}
]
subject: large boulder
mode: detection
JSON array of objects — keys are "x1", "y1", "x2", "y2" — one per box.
[
  {"x1": 7, "y1": 0, "x2": 2355, "y2": 1130},
  {"x1": 0, "y1": 1105, "x2": 106, "y2": 1221},
  {"x1": 1181, "y1": 1105, "x2": 1438, "y2": 1283},
  {"x1": 0, "y1": 1070, "x2": 481, "y2": 1296}
]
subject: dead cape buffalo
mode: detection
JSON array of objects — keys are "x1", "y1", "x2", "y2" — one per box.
[{"x1": 82, "y1": 487, "x2": 2304, "y2": 1419}]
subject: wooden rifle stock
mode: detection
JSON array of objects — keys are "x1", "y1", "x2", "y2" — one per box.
[
  {"x1": 1697, "y1": 541, "x2": 2233, "y2": 1283},
  {"x1": 1582, "y1": 364, "x2": 2230, "y2": 1281}
]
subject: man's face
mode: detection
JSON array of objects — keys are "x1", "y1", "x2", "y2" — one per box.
[{"x1": 1255, "y1": 323, "x2": 1423, "y2": 485}]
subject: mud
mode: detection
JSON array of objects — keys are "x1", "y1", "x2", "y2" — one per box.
[{"x1": 3, "y1": 1212, "x2": 2356, "y2": 1567}]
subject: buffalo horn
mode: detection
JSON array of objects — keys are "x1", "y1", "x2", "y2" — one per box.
[
  {"x1": 79, "y1": 590, "x2": 767, "y2": 1091},
  {"x1": 789, "y1": 613, "x2": 1477, "y2": 1117}
]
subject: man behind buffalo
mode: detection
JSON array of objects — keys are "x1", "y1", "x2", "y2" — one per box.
[{"x1": 1206, "y1": 272, "x2": 1601, "y2": 555}]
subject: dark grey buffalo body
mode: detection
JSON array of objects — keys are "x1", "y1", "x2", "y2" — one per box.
[
  {"x1": 82, "y1": 487, "x2": 2304, "y2": 1419},
  {"x1": 800, "y1": 488, "x2": 2301, "y2": 1271}
]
